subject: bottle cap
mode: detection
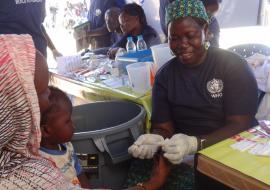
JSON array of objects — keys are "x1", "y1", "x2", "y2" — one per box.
[
  {"x1": 137, "y1": 35, "x2": 143, "y2": 40},
  {"x1": 127, "y1": 36, "x2": 133, "y2": 41}
]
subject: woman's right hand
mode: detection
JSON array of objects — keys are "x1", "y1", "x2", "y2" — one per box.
[
  {"x1": 128, "y1": 134, "x2": 164, "y2": 159},
  {"x1": 107, "y1": 47, "x2": 119, "y2": 59},
  {"x1": 162, "y1": 133, "x2": 198, "y2": 164}
]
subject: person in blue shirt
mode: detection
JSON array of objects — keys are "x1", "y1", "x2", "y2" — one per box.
[
  {"x1": 107, "y1": 3, "x2": 161, "y2": 59},
  {"x1": 201, "y1": 0, "x2": 222, "y2": 47},
  {"x1": 74, "y1": 0, "x2": 126, "y2": 51},
  {"x1": 105, "y1": 7, "x2": 123, "y2": 45},
  {"x1": 91, "y1": 7, "x2": 123, "y2": 55},
  {"x1": 159, "y1": 0, "x2": 174, "y2": 39},
  {"x1": 0, "y1": 0, "x2": 61, "y2": 58}
]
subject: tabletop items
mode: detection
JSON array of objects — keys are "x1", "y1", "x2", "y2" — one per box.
[
  {"x1": 230, "y1": 120, "x2": 270, "y2": 156},
  {"x1": 198, "y1": 124, "x2": 270, "y2": 187},
  {"x1": 55, "y1": 51, "x2": 156, "y2": 94}
]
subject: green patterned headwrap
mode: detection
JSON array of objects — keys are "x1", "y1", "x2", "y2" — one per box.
[{"x1": 165, "y1": 0, "x2": 209, "y2": 26}]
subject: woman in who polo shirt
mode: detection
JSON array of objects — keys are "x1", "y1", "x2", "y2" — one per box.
[{"x1": 126, "y1": 0, "x2": 258, "y2": 189}]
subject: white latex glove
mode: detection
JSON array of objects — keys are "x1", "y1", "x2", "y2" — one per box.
[
  {"x1": 128, "y1": 134, "x2": 164, "y2": 159},
  {"x1": 162, "y1": 134, "x2": 198, "y2": 164}
]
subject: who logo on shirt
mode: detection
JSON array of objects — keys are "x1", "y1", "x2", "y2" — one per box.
[{"x1": 207, "y1": 78, "x2": 223, "y2": 98}]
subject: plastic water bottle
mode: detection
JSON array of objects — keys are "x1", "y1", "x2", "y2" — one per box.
[
  {"x1": 126, "y1": 37, "x2": 136, "y2": 53},
  {"x1": 136, "y1": 35, "x2": 147, "y2": 51}
]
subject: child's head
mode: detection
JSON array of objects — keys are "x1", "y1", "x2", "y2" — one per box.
[
  {"x1": 201, "y1": 0, "x2": 221, "y2": 15},
  {"x1": 41, "y1": 86, "x2": 74, "y2": 145}
]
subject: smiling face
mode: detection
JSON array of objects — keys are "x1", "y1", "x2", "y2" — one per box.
[{"x1": 168, "y1": 17, "x2": 208, "y2": 66}]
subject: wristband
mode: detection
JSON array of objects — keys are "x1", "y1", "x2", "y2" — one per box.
[{"x1": 197, "y1": 137, "x2": 206, "y2": 150}]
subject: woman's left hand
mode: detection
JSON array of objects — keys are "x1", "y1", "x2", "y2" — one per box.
[
  {"x1": 107, "y1": 47, "x2": 119, "y2": 59},
  {"x1": 162, "y1": 133, "x2": 198, "y2": 164},
  {"x1": 52, "y1": 49, "x2": 62, "y2": 59}
]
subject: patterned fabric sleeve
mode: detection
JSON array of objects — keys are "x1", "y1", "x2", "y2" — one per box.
[{"x1": 0, "y1": 34, "x2": 85, "y2": 190}]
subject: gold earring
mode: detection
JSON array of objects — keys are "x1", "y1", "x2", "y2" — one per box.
[{"x1": 204, "y1": 41, "x2": 210, "y2": 50}]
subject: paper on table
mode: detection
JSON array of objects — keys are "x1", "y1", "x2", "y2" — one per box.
[
  {"x1": 230, "y1": 125, "x2": 270, "y2": 156},
  {"x1": 199, "y1": 126, "x2": 270, "y2": 185},
  {"x1": 102, "y1": 78, "x2": 125, "y2": 88},
  {"x1": 231, "y1": 139, "x2": 257, "y2": 152},
  {"x1": 258, "y1": 120, "x2": 270, "y2": 135},
  {"x1": 56, "y1": 55, "x2": 83, "y2": 74}
]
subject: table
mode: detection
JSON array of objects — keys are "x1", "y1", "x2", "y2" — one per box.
[
  {"x1": 196, "y1": 127, "x2": 270, "y2": 190},
  {"x1": 49, "y1": 69, "x2": 152, "y2": 131}
]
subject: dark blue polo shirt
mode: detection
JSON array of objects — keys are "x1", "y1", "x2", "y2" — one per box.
[
  {"x1": 152, "y1": 47, "x2": 258, "y2": 136},
  {"x1": 0, "y1": 0, "x2": 47, "y2": 56},
  {"x1": 111, "y1": 25, "x2": 161, "y2": 49},
  {"x1": 209, "y1": 16, "x2": 220, "y2": 47},
  {"x1": 159, "y1": 0, "x2": 174, "y2": 37},
  {"x1": 111, "y1": 32, "x2": 122, "y2": 45}
]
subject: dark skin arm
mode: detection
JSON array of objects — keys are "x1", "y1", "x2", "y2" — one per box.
[
  {"x1": 127, "y1": 155, "x2": 171, "y2": 190},
  {"x1": 125, "y1": 122, "x2": 174, "y2": 190},
  {"x1": 78, "y1": 172, "x2": 90, "y2": 189},
  {"x1": 151, "y1": 121, "x2": 174, "y2": 139},
  {"x1": 142, "y1": 115, "x2": 253, "y2": 189},
  {"x1": 107, "y1": 47, "x2": 119, "y2": 59},
  {"x1": 41, "y1": 25, "x2": 62, "y2": 58},
  {"x1": 41, "y1": 25, "x2": 56, "y2": 51},
  {"x1": 151, "y1": 115, "x2": 253, "y2": 149},
  {"x1": 200, "y1": 115, "x2": 253, "y2": 147}
]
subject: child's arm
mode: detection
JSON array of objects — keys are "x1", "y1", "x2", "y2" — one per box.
[
  {"x1": 70, "y1": 143, "x2": 91, "y2": 188},
  {"x1": 144, "y1": 154, "x2": 171, "y2": 189},
  {"x1": 78, "y1": 172, "x2": 91, "y2": 189},
  {"x1": 126, "y1": 154, "x2": 171, "y2": 190}
]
